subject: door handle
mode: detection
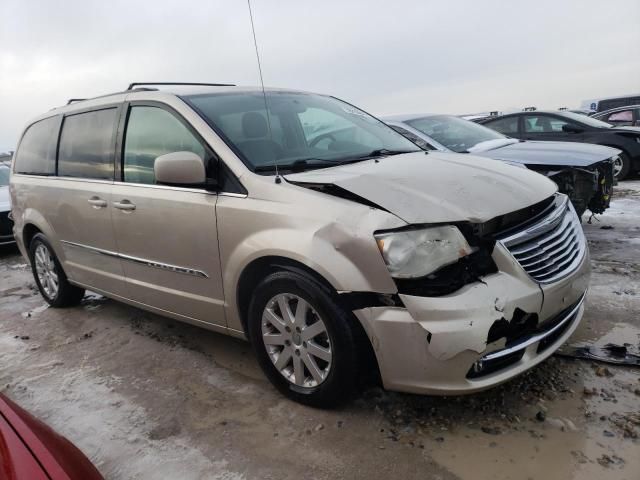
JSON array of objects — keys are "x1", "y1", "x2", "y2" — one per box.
[
  {"x1": 113, "y1": 200, "x2": 136, "y2": 211},
  {"x1": 88, "y1": 196, "x2": 107, "y2": 208}
]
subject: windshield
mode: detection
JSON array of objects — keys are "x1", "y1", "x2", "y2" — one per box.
[
  {"x1": 406, "y1": 115, "x2": 507, "y2": 153},
  {"x1": 0, "y1": 166, "x2": 9, "y2": 186},
  {"x1": 184, "y1": 91, "x2": 420, "y2": 172},
  {"x1": 558, "y1": 111, "x2": 614, "y2": 128}
]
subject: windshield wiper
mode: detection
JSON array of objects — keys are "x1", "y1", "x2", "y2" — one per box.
[
  {"x1": 253, "y1": 150, "x2": 418, "y2": 174},
  {"x1": 329, "y1": 148, "x2": 418, "y2": 164},
  {"x1": 364, "y1": 148, "x2": 418, "y2": 158},
  {"x1": 254, "y1": 158, "x2": 346, "y2": 173}
]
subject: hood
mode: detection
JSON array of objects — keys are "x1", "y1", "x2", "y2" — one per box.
[
  {"x1": 284, "y1": 151, "x2": 557, "y2": 224},
  {"x1": 0, "y1": 186, "x2": 10, "y2": 211},
  {"x1": 470, "y1": 141, "x2": 620, "y2": 168},
  {"x1": 611, "y1": 126, "x2": 640, "y2": 134}
]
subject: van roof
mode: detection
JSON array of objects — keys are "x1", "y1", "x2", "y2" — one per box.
[
  {"x1": 24, "y1": 85, "x2": 316, "y2": 128},
  {"x1": 53, "y1": 85, "x2": 315, "y2": 112}
]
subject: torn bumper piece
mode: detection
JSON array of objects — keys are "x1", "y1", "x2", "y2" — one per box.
[{"x1": 354, "y1": 253, "x2": 589, "y2": 395}]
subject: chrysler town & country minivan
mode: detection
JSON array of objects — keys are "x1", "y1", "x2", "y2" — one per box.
[{"x1": 9, "y1": 84, "x2": 590, "y2": 406}]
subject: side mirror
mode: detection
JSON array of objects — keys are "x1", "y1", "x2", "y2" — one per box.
[
  {"x1": 154, "y1": 151, "x2": 206, "y2": 186},
  {"x1": 562, "y1": 124, "x2": 584, "y2": 134}
]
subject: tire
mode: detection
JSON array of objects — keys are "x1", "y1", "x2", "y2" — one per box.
[
  {"x1": 29, "y1": 233, "x2": 85, "y2": 307},
  {"x1": 247, "y1": 270, "x2": 359, "y2": 408},
  {"x1": 613, "y1": 152, "x2": 631, "y2": 180}
]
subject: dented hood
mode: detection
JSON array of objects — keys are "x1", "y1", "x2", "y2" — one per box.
[
  {"x1": 470, "y1": 140, "x2": 620, "y2": 168},
  {"x1": 284, "y1": 151, "x2": 557, "y2": 224}
]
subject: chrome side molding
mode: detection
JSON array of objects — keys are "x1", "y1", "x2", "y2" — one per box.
[{"x1": 60, "y1": 240, "x2": 209, "y2": 278}]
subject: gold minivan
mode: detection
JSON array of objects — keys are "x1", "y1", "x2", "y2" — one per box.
[{"x1": 9, "y1": 83, "x2": 590, "y2": 406}]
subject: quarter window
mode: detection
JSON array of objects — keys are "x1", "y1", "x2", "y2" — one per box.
[
  {"x1": 485, "y1": 116, "x2": 519, "y2": 134},
  {"x1": 606, "y1": 110, "x2": 633, "y2": 124},
  {"x1": 58, "y1": 109, "x2": 117, "y2": 179},
  {"x1": 123, "y1": 106, "x2": 205, "y2": 185},
  {"x1": 14, "y1": 117, "x2": 59, "y2": 175}
]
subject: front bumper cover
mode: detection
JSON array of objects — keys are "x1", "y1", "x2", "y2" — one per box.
[{"x1": 354, "y1": 246, "x2": 590, "y2": 395}]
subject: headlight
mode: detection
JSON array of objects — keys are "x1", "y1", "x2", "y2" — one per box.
[{"x1": 374, "y1": 226, "x2": 475, "y2": 279}]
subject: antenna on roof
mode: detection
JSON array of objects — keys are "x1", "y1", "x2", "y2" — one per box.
[{"x1": 247, "y1": 0, "x2": 280, "y2": 183}]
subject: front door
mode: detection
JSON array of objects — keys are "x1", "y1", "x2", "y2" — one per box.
[
  {"x1": 110, "y1": 103, "x2": 226, "y2": 326},
  {"x1": 521, "y1": 114, "x2": 584, "y2": 142}
]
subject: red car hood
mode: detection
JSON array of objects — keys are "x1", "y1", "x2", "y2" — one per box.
[{"x1": 0, "y1": 394, "x2": 102, "y2": 480}]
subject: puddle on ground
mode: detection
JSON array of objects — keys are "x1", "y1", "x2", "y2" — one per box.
[{"x1": 430, "y1": 366, "x2": 640, "y2": 480}]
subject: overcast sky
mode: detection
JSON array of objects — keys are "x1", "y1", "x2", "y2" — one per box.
[{"x1": 1, "y1": 0, "x2": 639, "y2": 150}]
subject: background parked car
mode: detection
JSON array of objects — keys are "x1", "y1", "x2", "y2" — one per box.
[
  {"x1": 0, "y1": 151, "x2": 13, "y2": 166},
  {"x1": 478, "y1": 110, "x2": 640, "y2": 180},
  {"x1": 0, "y1": 163, "x2": 15, "y2": 245},
  {"x1": 0, "y1": 393, "x2": 103, "y2": 479},
  {"x1": 592, "y1": 105, "x2": 640, "y2": 127},
  {"x1": 383, "y1": 114, "x2": 617, "y2": 216},
  {"x1": 581, "y1": 93, "x2": 640, "y2": 113}
]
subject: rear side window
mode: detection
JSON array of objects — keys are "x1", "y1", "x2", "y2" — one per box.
[
  {"x1": 14, "y1": 117, "x2": 59, "y2": 175},
  {"x1": 485, "y1": 116, "x2": 519, "y2": 134},
  {"x1": 606, "y1": 110, "x2": 633, "y2": 124},
  {"x1": 58, "y1": 109, "x2": 117, "y2": 180},
  {"x1": 123, "y1": 106, "x2": 205, "y2": 185}
]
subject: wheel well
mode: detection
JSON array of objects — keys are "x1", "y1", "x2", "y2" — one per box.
[
  {"x1": 236, "y1": 256, "x2": 382, "y2": 387},
  {"x1": 22, "y1": 223, "x2": 42, "y2": 250},
  {"x1": 601, "y1": 144, "x2": 630, "y2": 158},
  {"x1": 236, "y1": 256, "x2": 335, "y2": 333}
]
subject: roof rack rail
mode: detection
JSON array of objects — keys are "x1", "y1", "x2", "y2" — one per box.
[
  {"x1": 127, "y1": 82, "x2": 236, "y2": 90},
  {"x1": 67, "y1": 98, "x2": 87, "y2": 105}
]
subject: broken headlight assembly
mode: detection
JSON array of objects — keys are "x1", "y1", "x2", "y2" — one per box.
[
  {"x1": 375, "y1": 225, "x2": 475, "y2": 278},
  {"x1": 375, "y1": 225, "x2": 497, "y2": 296}
]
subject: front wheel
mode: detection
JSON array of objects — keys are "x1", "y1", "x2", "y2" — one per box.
[
  {"x1": 29, "y1": 233, "x2": 85, "y2": 307},
  {"x1": 247, "y1": 271, "x2": 359, "y2": 408},
  {"x1": 613, "y1": 153, "x2": 631, "y2": 180}
]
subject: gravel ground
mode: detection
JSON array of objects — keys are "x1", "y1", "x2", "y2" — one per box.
[{"x1": 1, "y1": 182, "x2": 639, "y2": 480}]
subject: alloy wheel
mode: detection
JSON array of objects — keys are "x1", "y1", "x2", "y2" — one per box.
[
  {"x1": 34, "y1": 243, "x2": 59, "y2": 299},
  {"x1": 261, "y1": 293, "x2": 332, "y2": 388},
  {"x1": 612, "y1": 156, "x2": 623, "y2": 178}
]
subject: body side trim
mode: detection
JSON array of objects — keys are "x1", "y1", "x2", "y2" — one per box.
[{"x1": 60, "y1": 240, "x2": 209, "y2": 278}]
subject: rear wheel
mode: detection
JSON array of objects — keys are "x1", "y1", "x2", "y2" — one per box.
[
  {"x1": 613, "y1": 153, "x2": 631, "y2": 180},
  {"x1": 29, "y1": 233, "x2": 85, "y2": 307},
  {"x1": 247, "y1": 270, "x2": 359, "y2": 408}
]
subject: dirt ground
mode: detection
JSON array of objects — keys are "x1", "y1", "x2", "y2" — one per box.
[{"x1": 1, "y1": 182, "x2": 639, "y2": 480}]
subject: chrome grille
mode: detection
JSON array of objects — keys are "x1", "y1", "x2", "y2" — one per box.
[{"x1": 498, "y1": 195, "x2": 586, "y2": 284}]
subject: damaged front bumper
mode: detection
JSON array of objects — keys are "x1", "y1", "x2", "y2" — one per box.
[
  {"x1": 354, "y1": 243, "x2": 590, "y2": 395},
  {"x1": 541, "y1": 160, "x2": 614, "y2": 216}
]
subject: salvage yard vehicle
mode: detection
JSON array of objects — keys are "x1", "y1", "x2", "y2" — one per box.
[
  {"x1": 581, "y1": 93, "x2": 640, "y2": 113},
  {"x1": 478, "y1": 110, "x2": 640, "y2": 180},
  {"x1": 0, "y1": 163, "x2": 15, "y2": 245},
  {"x1": 0, "y1": 393, "x2": 103, "y2": 479},
  {"x1": 592, "y1": 105, "x2": 640, "y2": 127},
  {"x1": 384, "y1": 114, "x2": 617, "y2": 217},
  {"x1": 10, "y1": 83, "x2": 590, "y2": 407}
]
